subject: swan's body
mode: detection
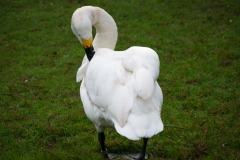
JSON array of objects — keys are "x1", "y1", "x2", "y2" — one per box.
[
  {"x1": 79, "y1": 47, "x2": 163, "y2": 140},
  {"x1": 71, "y1": 6, "x2": 163, "y2": 159}
]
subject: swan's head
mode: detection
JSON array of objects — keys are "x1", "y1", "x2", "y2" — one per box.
[{"x1": 71, "y1": 7, "x2": 95, "y2": 60}]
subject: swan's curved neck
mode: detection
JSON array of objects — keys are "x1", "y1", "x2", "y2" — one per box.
[{"x1": 91, "y1": 7, "x2": 118, "y2": 50}]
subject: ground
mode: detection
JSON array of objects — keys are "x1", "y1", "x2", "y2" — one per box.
[{"x1": 0, "y1": 0, "x2": 239, "y2": 159}]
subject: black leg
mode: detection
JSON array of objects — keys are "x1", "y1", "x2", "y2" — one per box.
[
  {"x1": 138, "y1": 138, "x2": 148, "y2": 160},
  {"x1": 98, "y1": 132, "x2": 120, "y2": 159},
  {"x1": 98, "y1": 132, "x2": 106, "y2": 152}
]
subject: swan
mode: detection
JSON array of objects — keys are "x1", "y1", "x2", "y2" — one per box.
[{"x1": 71, "y1": 6, "x2": 163, "y2": 160}]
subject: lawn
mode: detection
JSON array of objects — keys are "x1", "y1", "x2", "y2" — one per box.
[{"x1": 0, "y1": 0, "x2": 239, "y2": 159}]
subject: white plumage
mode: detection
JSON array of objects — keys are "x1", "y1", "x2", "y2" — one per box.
[{"x1": 71, "y1": 6, "x2": 163, "y2": 158}]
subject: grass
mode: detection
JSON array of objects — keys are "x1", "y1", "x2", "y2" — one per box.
[{"x1": 0, "y1": 0, "x2": 239, "y2": 159}]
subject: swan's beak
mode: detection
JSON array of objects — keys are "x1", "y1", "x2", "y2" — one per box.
[
  {"x1": 81, "y1": 37, "x2": 92, "y2": 48},
  {"x1": 81, "y1": 37, "x2": 95, "y2": 61}
]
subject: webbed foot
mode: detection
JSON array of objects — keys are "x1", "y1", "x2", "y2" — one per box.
[
  {"x1": 101, "y1": 150, "x2": 120, "y2": 159},
  {"x1": 122, "y1": 152, "x2": 148, "y2": 160}
]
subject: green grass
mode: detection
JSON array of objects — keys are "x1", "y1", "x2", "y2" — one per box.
[{"x1": 1, "y1": 0, "x2": 239, "y2": 159}]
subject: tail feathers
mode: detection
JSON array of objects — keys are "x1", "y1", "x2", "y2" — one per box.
[{"x1": 113, "y1": 113, "x2": 163, "y2": 140}]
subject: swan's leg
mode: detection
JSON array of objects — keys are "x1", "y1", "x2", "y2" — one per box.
[
  {"x1": 138, "y1": 138, "x2": 148, "y2": 160},
  {"x1": 98, "y1": 132, "x2": 120, "y2": 159},
  {"x1": 98, "y1": 132, "x2": 106, "y2": 152},
  {"x1": 124, "y1": 138, "x2": 149, "y2": 160},
  {"x1": 98, "y1": 132, "x2": 108, "y2": 158}
]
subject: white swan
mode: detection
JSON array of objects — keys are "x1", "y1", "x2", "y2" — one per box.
[{"x1": 71, "y1": 6, "x2": 163, "y2": 159}]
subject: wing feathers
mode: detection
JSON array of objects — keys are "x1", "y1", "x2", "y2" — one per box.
[
  {"x1": 76, "y1": 56, "x2": 89, "y2": 82},
  {"x1": 122, "y1": 47, "x2": 160, "y2": 99},
  {"x1": 108, "y1": 86, "x2": 134, "y2": 128},
  {"x1": 132, "y1": 68, "x2": 154, "y2": 99}
]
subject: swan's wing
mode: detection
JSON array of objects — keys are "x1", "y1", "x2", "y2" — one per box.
[
  {"x1": 123, "y1": 47, "x2": 160, "y2": 99},
  {"x1": 110, "y1": 46, "x2": 163, "y2": 140},
  {"x1": 84, "y1": 49, "x2": 134, "y2": 127},
  {"x1": 76, "y1": 55, "x2": 89, "y2": 82},
  {"x1": 114, "y1": 82, "x2": 163, "y2": 140}
]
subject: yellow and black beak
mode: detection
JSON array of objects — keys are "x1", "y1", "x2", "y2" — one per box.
[{"x1": 81, "y1": 37, "x2": 95, "y2": 61}]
